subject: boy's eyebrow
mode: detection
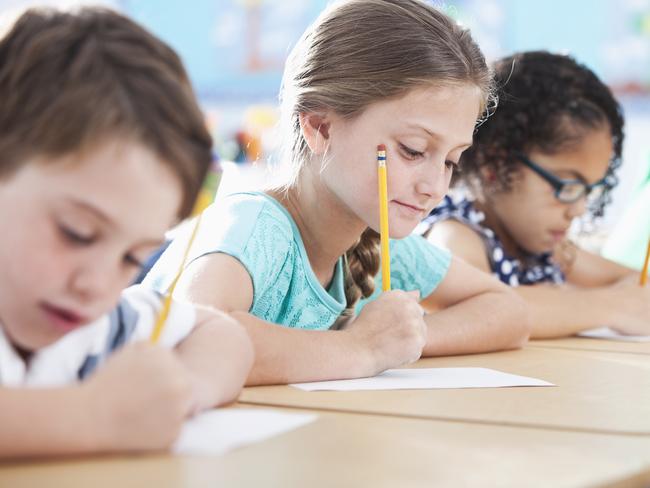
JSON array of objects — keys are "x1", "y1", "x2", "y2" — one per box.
[
  {"x1": 404, "y1": 123, "x2": 473, "y2": 150},
  {"x1": 67, "y1": 197, "x2": 113, "y2": 224},
  {"x1": 66, "y1": 198, "x2": 166, "y2": 246}
]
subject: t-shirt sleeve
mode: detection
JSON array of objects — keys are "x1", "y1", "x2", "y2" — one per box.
[
  {"x1": 117, "y1": 285, "x2": 197, "y2": 348},
  {"x1": 356, "y1": 234, "x2": 452, "y2": 312},
  {"x1": 142, "y1": 193, "x2": 294, "y2": 311}
]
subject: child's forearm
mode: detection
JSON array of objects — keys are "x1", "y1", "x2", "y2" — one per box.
[
  {"x1": 423, "y1": 288, "x2": 529, "y2": 356},
  {"x1": 0, "y1": 386, "x2": 97, "y2": 458},
  {"x1": 517, "y1": 285, "x2": 617, "y2": 339},
  {"x1": 175, "y1": 309, "x2": 254, "y2": 409},
  {"x1": 230, "y1": 311, "x2": 372, "y2": 386}
]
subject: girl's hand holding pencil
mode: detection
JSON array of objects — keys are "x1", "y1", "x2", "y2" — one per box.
[
  {"x1": 602, "y1": 237, "x2": 650, "y2": 336},
  {"x1": 602, "y1": 279, "x2": 650, "y2": 336},
  {"x1": 343, "y1": 290, "x2": 427, "y2": 374},
  {"x1": 335, "y1": 144, "x2": 425, "y2": 373},
  {"x1": 640, "y1": 238, "x2": 650, "y2": 286}
]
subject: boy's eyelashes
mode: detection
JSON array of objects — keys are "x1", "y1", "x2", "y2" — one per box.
[
  {"x1": 124, "y1": 253, "x2": 145, "y2": 269},
  {"x1": 58, "y1": 222, "x2": 148, "y2": 270},
  {"x1": 58, "y1": 223, "x2": 96, "y2": 245}
]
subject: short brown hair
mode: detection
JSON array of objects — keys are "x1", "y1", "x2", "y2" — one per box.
[{"x1": 0, "y1": 7, "x2": 213, "y2": 219}]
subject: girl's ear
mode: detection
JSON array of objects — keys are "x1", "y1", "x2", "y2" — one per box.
[
  {"x1": 298, "y1": 112, "x2": 331, "y2": 155},
  {"x1": 475, "y1": 165, "x2": 501, "y2": 201},
  {"x1": 480, "y1": 166, "x2": 497, "y2": 183}
]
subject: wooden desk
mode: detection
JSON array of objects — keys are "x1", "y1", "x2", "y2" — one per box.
[
  {"x1": 240, "y1": 347, "x2": 650, "y2": 435},
  {"x1": 2, "y1": 407, "x2": 650, "y2": 488},
  {"x1": 530, "y1": 337, "x2": 650, "y2": 356},
  {"x1": 528, "y1": 347, "x2": 650, "y2": 370}
]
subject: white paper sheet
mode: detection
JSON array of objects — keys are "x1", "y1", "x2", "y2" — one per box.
[
  {"x1": 173, "y1": 408, "x2": 317, "y2": 455},
  {"x1": 291, "y1": 367, "x2": 554, "y2": 392},
  {"x1": 578, "y1": 327, "x2": 650, "y2": 342}
]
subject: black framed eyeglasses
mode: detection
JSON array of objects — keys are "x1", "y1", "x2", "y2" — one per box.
[{"x1": 516, "y1": 154, "x2": 608, "y2": 204}]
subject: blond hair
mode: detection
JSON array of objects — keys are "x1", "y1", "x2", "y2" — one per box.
[{"x1": 280, "y1": 0, "x2": 493, "y2": 309}]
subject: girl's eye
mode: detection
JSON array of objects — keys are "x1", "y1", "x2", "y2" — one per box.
[
  {"x1": 445, "y1": 160, "x2": 459, "y2": 171},
  {"x1": 59, "y1": 225, "x2": 95, "y2": 245},
  {"x1": 398, "y1": 143, "x2": 425, "y2": 160}
]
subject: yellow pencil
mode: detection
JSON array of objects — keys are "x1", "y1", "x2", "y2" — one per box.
[
  {"x1": 377, "y1": 144, "x2": 391, "y2": 292},
  {"x1": 150, "y1": 164, "x2": 221, "y2": 343},
  {"x1": 149, "y1": 212, "x2": 203, "y2": 344},
  {"x1": 640, "y1": 237, "x2": 650, "y2": 286}
]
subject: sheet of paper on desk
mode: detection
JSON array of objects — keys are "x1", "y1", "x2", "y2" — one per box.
[
  {"x1": 578, "y1": 327, "x2": 650, "y2": 342},
  {"x1": 173, "y1": 408, "x2": 317, "y2": 455},
  {"x1": 291, "y1": 367, "x2": 554, "y2": 392}
]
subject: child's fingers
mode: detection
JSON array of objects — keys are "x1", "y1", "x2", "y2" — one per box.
[{"x1": 405, "y1": 290, "x2": 421, "y2": 301}]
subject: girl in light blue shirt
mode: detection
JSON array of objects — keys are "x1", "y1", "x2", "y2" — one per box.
[{"x1": 146, "y1": 0, "x2": 529, "y2": 385}]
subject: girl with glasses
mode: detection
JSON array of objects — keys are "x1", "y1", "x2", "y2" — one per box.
[{"x1": 419, "y1": 50, "x2": 649, "y2": 339}]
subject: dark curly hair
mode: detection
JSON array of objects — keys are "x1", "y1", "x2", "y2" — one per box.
[{"x1": 457, "y1": 51, "x2": 624, "y2": 218}]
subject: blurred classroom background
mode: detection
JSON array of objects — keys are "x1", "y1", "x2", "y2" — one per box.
[{"x1": 1, "y1": 0, "x2": 649, "y2": 259}]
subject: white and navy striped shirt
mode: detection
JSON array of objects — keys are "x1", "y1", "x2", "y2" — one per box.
[{"x1": 0, "y1": 285, "x2": 196, "y2": 387}]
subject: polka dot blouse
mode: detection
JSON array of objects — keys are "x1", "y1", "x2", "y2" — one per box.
[{"x1": 416, "y1": 195, "x2": 565, "y2": 286}]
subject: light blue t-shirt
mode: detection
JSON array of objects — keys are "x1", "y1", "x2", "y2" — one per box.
[{"x1": 144, "y1": 192, "x2": 451, "y2": 331}]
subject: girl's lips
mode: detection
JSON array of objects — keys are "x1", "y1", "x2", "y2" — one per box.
[
  {"x1": 40, "y1": 303, "x2": 88, "y2": 333},
  {"x1": 393, "y1": 200, "x2": 425, "y2": 216},
  {"x1": 549, "y1": 230, "x2": 567, "y2": 242}
]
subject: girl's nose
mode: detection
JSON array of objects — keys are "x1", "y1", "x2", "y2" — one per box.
[
  {"x1": 416, "y1": 161, "x2": 451, "y2": 203},
  {"x1": 565, "y1": 196, "x2": 588, "y2": 220}
]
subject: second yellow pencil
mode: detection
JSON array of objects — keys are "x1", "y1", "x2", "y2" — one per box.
[
  {"x1": 640, "y1": 237, "x2": 650, "y2": 286},
  {"x1": 150, "y1": 163, "x2": 221, "y2": 343}
]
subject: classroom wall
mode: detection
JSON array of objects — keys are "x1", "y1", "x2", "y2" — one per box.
[
  {"x1": 121, "y1": 0, "x2": 650, "y2": 232},
  {"x1": 1, "y1": 0, "x2": 648, "y2": 231}
]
